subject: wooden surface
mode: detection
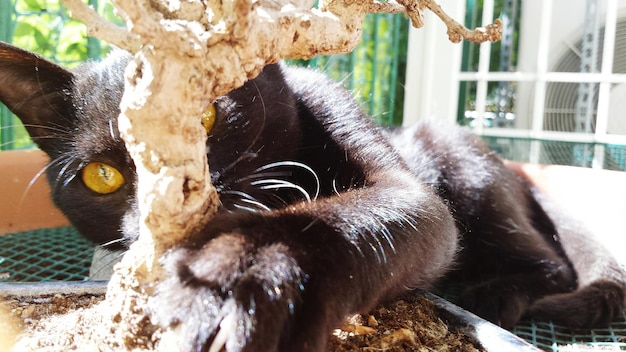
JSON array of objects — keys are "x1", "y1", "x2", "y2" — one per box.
[{"x1": 0, "y1": 150, "x2": 70, "y2": 234}]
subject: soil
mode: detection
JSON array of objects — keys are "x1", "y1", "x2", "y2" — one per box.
[
  {"x1": 1, "y1": 291, "x2": 484, "y2": 351},
  {"x1": 329, "y1": 295, "x2": 483, "y2": 352},
  {"x1": 4, "y1": 293, "x2": 105, "y2": 321}
]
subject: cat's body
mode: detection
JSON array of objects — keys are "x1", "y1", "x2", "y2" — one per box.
[{"x1": 1, "y1": 41, "x2": 624, "y2": 351}]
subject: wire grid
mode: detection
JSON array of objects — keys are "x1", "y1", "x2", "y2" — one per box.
[
  {"x1": 0, "y1": 227, "x2": 92, "y2": 282},
  {"x1": 437, "y1": 283, "x2": 626, "y2": 352},
  {"x1": 483, "y1": 137, "x2": 626, "y2": 172},
  {"x1": 0, "y1": 228, "x2": 625, "y2": 351},
  {"x1": 513, "y1": 318, "x2": 626, "y2": 352}
]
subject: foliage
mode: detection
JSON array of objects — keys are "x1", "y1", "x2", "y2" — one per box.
[
  {"x1": 11, "y1": 0, "x2": 121, "y2": 64},
  {"x1": 291, "y1": 13, "x2": 409, "y2": 126},
  {"x1": 1, "y1": 0, "x2": 124, "y2": 149}
]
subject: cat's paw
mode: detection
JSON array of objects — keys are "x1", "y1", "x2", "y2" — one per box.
[
  {"x1": 148, "y1": 232, "x2": 324, "y2": 352},
  {"x1": 528, "y1": 280, "x2": 625, "y2": 328},
  {"x1": 458, "y1": 281, "x2": 531, "y2": 329}
]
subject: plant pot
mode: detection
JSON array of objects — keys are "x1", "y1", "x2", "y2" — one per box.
[{"x1": 0, "y1": 149, "x2": 69, "y2": 234}]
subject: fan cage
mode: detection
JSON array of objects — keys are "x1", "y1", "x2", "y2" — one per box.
[
  {"x1": 545, "y1": 19, "x2": 626, "y2": 135},
  {"x1": 456, "y1": 1, "x2": 626, "y2": 173}
]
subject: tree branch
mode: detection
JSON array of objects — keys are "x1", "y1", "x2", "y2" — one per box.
[
  {"x1": 62, "y1": 0, "x2": 142, "y2": 52},
  {"x1": 423, "y1": 0, "x2": 502, "y2": 43}
]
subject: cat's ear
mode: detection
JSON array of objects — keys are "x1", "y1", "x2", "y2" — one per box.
[{"x1": 0, "y1": 41, "x2": 75, "y2": 152}]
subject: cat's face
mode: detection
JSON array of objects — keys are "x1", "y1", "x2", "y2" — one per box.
[{"x1": 0, "y1": 42, "x2": 301, "y2": 247}]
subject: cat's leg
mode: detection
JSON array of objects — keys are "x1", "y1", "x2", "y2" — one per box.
[
  {"x1": 454, "y1": 179, "x2": 579, "y2": 329},
  {"x1": 148, "y1": 169, "x2": 458, "y2": 352},
  {"x1": 457, "y1": 161, "x2": 626, "y2": 329},
  {"x1": 527, "y1": 280, "x2": 625, "y2": 328},
  {"x1": 387, "y1": 122, "x2": 578, "y2": 328},
  {"x1": 523, "y1": 189, "x2": 626, "y2": 328}
]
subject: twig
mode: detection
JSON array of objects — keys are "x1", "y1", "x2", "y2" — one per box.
[
  {"x1": 61, "y1": 0, "x2": 142, "y2": 52},
  {"x1": 422, "y1": 0, "x2": 502, "y2": 43}
]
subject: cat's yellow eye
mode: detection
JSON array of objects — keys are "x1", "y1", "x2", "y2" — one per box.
[
  {"x1": 201, "y1": 103, "x2": 216, "y2": 134},
  {"x1": 82, "y1": 162, "x2": 125, "y2": 194}
]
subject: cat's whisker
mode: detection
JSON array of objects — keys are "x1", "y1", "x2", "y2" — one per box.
[
  {"x1": 331, "y1": 176, "x2": 341, "y2": 196},
  {"x1": 0, "y1": 134, "x2": 73, "y2": 148},
  {"x1": 235, "y1": 170, "x2": 292, "y2": 184},
  {"x1": 372, "y1": 219, "x2": 396, "y2": 254},
  {"x1": 218, "y1": 154, "x2": 257, "y2": 179},
  {"x1": 0, "y1": 123, "x2": 57, "y2": 134},
  {"x1": 55, "y1": 155, "x2": 80, "y2": 187},
  {"x1": 239, "y1": 198, "x2": 272, "y2": 212},
  {"x1": 15, "y1": 160, "x2": 59, "y2": 211},
  {"x1": 253, "y1": 161, "x2": 320, "y2": 200},
  {"x1": 399, "y1": 212, "x2": 418, "y2": 232},
  {"x1": 20, "y1": 123, "x2": 72, "y2": 136},
  {"x1": 0, "y1": 141, "x2": 23, "y2": 149},
  {"x1": 87, "y1": 248, "x2": 127, "y2": 280},
  {"x1": 31, "y1": 156, "x2": 64, "y2": 184},
  {"x1": 377, "y1": 220, "x2": 397, "y2": 256},
  {"x1": 232, "y1": 203, "x2": 263, "y2": 213},
  {"x1": 108, "y1": 119, "x2": 117, "y2": 141},
  {"x1": 98, "y1": 237, "x2": 128, "y2": 248},
  {"x1": 221, "y1": 190, "x2": 274, "y2": 212},
  {"x1": 337, "y1": 70, "x2": 355, "y2": 88},
  {"x1": 250, "y1": 179, "x2": 312, "y2": 203},
  {"x1": 18, "y1": 152, "x2": 77, "y2": 208},
  {"x1": 221, "y1": 190, "x2": 262, "y2": 202}
]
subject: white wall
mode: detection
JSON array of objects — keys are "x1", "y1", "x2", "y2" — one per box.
[{"x1": 402, "y1": 0, "x2": 465, "y2": 126}]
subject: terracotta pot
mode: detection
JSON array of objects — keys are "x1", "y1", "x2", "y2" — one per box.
[{"x1": 0, "y1": 149, "x2": 69, "y2": 234}]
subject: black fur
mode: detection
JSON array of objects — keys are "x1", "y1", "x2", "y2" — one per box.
[{"x1": 1, "y1": 41, "x2": 624, "y2": 351}]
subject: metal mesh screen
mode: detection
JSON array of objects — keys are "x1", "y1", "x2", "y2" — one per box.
[
  {"x1": 513, "y1": 318, "x2": 626, "y2": 351},
  {"x1": 438, "y1": 282, "x2": 626, "y2": 351},
  {"x1": 483, "y1": 136, "x2": 626, "y2": 171},
  {"x1": 0, "y1": 227, "x2": 624, "y2": 350},
  {"x1": 0, "y1": 227, "x2": 92, "y2": 282}
]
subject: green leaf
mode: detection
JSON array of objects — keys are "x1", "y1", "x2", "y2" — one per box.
[{"x1": 16, "y1": 0, "x2": 46, "y2": 12}]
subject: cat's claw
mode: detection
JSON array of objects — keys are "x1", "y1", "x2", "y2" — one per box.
[{"x1": 210, "y1": 313, "x2": 237, "y2": 352}]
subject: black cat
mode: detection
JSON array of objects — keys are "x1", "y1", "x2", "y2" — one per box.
[{"x1": 0, "y1": 41, "x2": 624, "y2": 351}]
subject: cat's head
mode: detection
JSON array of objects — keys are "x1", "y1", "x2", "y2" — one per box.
[{"x1": 0, "y1": 41, "x2": 301, "y2": 247}]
